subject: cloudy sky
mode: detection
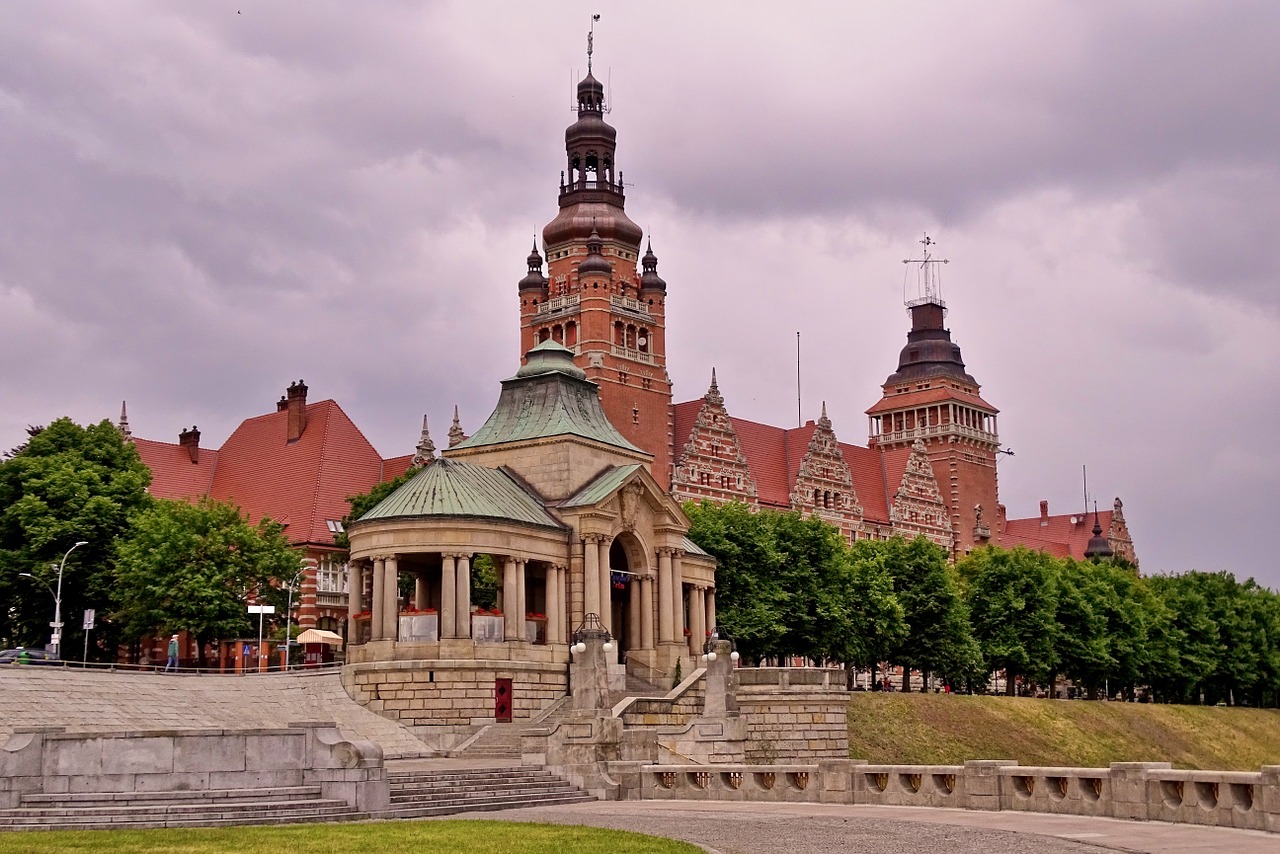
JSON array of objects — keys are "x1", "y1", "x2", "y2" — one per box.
[{"x1": 3, "y1": 1, "x2": 1278, "y2": 589}]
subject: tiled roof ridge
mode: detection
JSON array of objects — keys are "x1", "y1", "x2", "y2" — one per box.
[{"x1": 301, "y1": 402, "x2": 337, "y2": 545}]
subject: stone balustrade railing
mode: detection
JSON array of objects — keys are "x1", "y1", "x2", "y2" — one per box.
[{"x1": 631, "y1": 759, "x2": 1280, "y2": 833}]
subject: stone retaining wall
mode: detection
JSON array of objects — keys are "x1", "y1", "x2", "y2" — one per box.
[{"x1": 0, "y1": 723, "x2": 388, "y2": 814}]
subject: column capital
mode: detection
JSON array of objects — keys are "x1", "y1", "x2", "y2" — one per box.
[{"x1": 582, "y1": 533, "x2": 607, "y2": 545}]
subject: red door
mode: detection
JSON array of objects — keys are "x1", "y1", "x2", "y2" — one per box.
[{"x1": 495, "y1": 678, "x2": 513, "y2": 722}]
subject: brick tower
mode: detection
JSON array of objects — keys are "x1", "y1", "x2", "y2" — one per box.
[
  {"x1": 518, "y1": 50, "x2": 673, "y2": 487},
  {"x1": 866, "y1": 237, "x2": 1000, "y2": 558}
]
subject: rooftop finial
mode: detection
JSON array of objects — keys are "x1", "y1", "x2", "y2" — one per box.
[
  {"x1": 587, "y1": 13, "x2": 600, "y2": 73},
  {"x1": 117, "y1": 400, "x2": 132, "y2": 443},
  {"x1": 902, "y1": 232, "x2": 949, "y2": 308},
  {"x1": 412, "y1": 415, "x2": 436, "y2": 467},
  {"x1": 449, "y1": 405, "x2": 465, "y2": 448}
]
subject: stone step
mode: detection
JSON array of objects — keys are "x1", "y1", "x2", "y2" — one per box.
[
  {"x1": 0, "y1": 800, "x2": 364, "y2": 829},
  {"x1": 391, "y1": 783, "x2": 582, "y2": 802},
  {"x1": 21, "y1": 785, "x2": 324, "y2": 807},
  {"x1": 388, "y1": 768, "x2": 553, "y2": 783},
  {"x1": 0, "y1": 809, "x2": 369, "y2": 831},
  {"x1": 383, "y1": 791, "x2": 596, "y2": 818}
]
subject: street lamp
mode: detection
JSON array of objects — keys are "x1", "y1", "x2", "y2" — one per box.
[{"x1": 21, "y1": 540, "x2": 87, "y2": 659}]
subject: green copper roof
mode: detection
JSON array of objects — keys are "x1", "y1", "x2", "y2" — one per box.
[
  {"x1": 453, "y1": 341, "x2": 644, "y2": 454},
  {"x1": 561, "y1": 464, "x2": 644, "y2": 508},
  {"x1": 356, "y1": 457, "x2": 564, "y2": 529},
  {"x1": 681, "y1": 536, "x2": 710, "y2": 557}
]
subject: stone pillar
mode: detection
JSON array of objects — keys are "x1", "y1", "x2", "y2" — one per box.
[
  {"x1": 370, "y1": 557, "x2": 385, "y2": 641},
  {"x1": 298, "y1": 556, "x2": 319, "y2": 629},
  {"x1": 502, "y1": 557, "x2": 519, "y2": 641},
  {"x1": 690, "y1": 586, "x2": 705, "y2": 653},
  {"x1": 657, "y1": 549, "x2": 673, "y2": 643},
  {"x1": 599, "y1": 538, "x2": 612, "y2": 627},
  {"x1": 672, "y1": 552, "x2": 685, "y2": 648},
  {"x1": 628, "y1": 578, "x2": 641, "y2": 650},
  {"x1": 515, "y1": 560, "x2": 527, "y2": 640},
  {"x1": 382, "y1": 556, "x2": 399, "y2": 641},
  {"x1": 456, "y1": 554, "x2": 472, "y2": 638},
  {"x1": 441, "y1": 554, "x2": 457, "y2": 639},
  {"x1": 583, "y1": 536, "x2": 600, "y2": 617},
  {"x1": 548, "y1": 564, "x2": 565, "y2": 645},
  {"x1": 640, "y1": 573, "x2": 654, "y2": 649},
  {"x1": 706, "y1": 588, "x2": 717, "y2": 635},
  {"x1": 347, "y1": 560, "x2": 364, "y2": 642},
  {"x1": 414, "y1": 573, "x2": 428, "y2": 610}
]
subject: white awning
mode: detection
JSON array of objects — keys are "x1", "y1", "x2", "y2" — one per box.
[{"x1": 296, "y1": 629, "x2": 344, "y2": 646}]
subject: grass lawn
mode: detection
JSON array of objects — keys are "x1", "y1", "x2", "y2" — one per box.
[
  {"x1": 0, "y1": 820, "x2": 701, "y2": 854},
  {"x1": 847, "y1": 692, "x2": 1280, "y2": 770}
]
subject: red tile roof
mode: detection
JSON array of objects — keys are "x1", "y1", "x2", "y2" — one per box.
[
  {"x1": 134, "y1": 438, "x2": 218, "y2": 501},
  {"x1": 865, "y1": 385, "x2": 997, "y2": 415},
  {"x1": 207, "y1": 399, "x2": 387, "y2": 548},
  {"x1": 1000, "y1": 510, "x2": 1117, "y2": 561}
]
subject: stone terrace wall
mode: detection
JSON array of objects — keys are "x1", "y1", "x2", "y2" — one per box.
[
  {"x1": 735, "y1": 668, "x2": 848, "y2": 763},
  {"x1": 342, "y1": 658, "x2": 566, "y2": 728},
  {"x1": 0, "y1": 723, "x2": 388, "y2": 814}
]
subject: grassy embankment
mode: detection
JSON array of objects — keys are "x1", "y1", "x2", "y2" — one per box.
[
  {"x1": 0, "y1": 821, "x2": 700, "y2": 854},
  {"x1": 847, "y1": 692, "x2": 1280, "y2": 770}
]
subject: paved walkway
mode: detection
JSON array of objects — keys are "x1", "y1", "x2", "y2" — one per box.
[
  {"x1": 468, "y1": 801, "x2": 1276, "y2": 854},
  {"x1": 0, "y1": 667, "x2": 433, "y2": 758}
]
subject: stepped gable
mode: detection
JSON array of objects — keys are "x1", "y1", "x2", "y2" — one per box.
[
  {"x1": 886, "y1": 439, "x2": 952, "y2": 543},
  {"x1": 133, "y1": 437, "x2": 219, "y2": 500},
  {"x1": 208, "y1": 398, "x2": 386, "y2": 547},
  {"x1": 1001, "y1": 497, "x2": 1137, "y2": 565},
  {"x1": 670, "y1": 371, "x2": 758, "y2": 506}
]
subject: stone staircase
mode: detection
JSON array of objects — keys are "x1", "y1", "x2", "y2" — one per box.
[
  {"x1": 384, "y1": 766, "x2": 594, "y2": 817},
  {"x1": 0, "y1": 785, "x2": 367, "y2": 831}
]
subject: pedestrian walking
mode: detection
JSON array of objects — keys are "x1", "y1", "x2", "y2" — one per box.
[{"x1": 165, "y1": 634, "x2": 179, "y2": 672}]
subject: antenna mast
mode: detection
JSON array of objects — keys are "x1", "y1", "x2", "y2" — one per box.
[{"x1": 902, "y1": 232, "x2": 949, "y2": 308}]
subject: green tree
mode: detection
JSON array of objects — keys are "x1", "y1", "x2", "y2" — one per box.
[
  {"x1": 114, "y1": 497, "x2": 302, "y2": 666},
  {"x1": 334, "y1": 467, "x2": 417, "y2": 551},
  {"x1": 1145, "y1": 572, "x2": 1221, "y2": 703},
  {"x1": 958, "y1": 546, "x2": 1061, "y2": 695},
  {"x1": 0, "y1": 418, "x2": 151, "y2": 657},
  {"x1": 868, "y1": 536, "x2": 981, "y2": 691}
]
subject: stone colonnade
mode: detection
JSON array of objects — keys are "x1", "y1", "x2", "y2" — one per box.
[{"x1": 347, "y1": 540, "x2": 714, "y2": 655}]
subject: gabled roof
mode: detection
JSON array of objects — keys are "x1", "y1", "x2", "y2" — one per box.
[
  {"x1": 454, "y1": 341, "x2": 644, "y2": 454},
  {"x1": 866, "y1": 385, "x2": 997, "y2": 415},
  {"x1": 561, "y1": 464, "x2": 645, "y2": 508},
  {"x1": 356, "y1": 457, "x2": 564, "y2": 530},
  {"x1": 133, "y1": 438, "x2": 219, "y2": 501},
  {"x1": 1001, "y1": 510, "x2": 1118, "y2": 561},
  {"x1": 207, "y1": 399, "x2": 387, "y2": 547}
]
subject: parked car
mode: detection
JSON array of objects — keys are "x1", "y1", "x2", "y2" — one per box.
[{"x1": 0, "y1": 648, "x2": 59, "y2": 665}]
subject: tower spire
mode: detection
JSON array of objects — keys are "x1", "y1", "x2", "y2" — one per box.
[
  {"x1": 587, "y1": 13, "x2": 600, "y2": 74},
  {"x1": 448, "y1": 405, "x2": 465, "y2": 448},
  {"x1": 411, "y1": 415, "x2": 436, "y2": 467},
  {"x1": 117, "y1": 400, "x2": 132, "y2": 443}
]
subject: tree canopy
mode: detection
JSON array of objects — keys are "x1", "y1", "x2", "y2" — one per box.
[
  {"x1": 114, "y1": 497, "x2": 302, "y2": 665},
  {"x1": 0, "y1": 418, "x2": 151, "y2": 654}
]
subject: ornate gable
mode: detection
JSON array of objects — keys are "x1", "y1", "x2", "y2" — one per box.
[
  {"x1": 671, "y1": 370, "x2": 758, "y2": 507},
  {"x1": 887, "y1": 438, "x2": 952, "y2": 548},
  {"x1": 1107, "y1": 497, "x2": 1138, "y2": 566},
  {"x1": 789, "y1": 405, "x2": 862, "y2": 540}
]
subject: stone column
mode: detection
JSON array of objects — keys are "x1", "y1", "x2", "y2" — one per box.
[
  {"x1": 382, "y1": 556, "x2": 399, "y2": 641},
  {"x1": 515, "y1": 559, "x2": 527, "y2": 641},
  {"x1": 599, "y1": 537, "x2": 613, "y2": 626},
  {"x1": 370, "y1": 557, "x2": 385, "y2": 641},
  {"x1": 583, "y1": 536, "x2": 600, "y2": 617},
  {"x1": 414, "y1": 572, "x2": 428, "y2": 610},
  {"x1": 456, "y1": 554, "x2": 472, "y2": 638},
  {"x1": 672, "y1": 551, "x2": 685, "y2": 647},
  {"x1": 441, "y1": 554, "x2": 457, "y2": 639},
  {"x1": 690, "y1": 585, "x2": 705, "y2": 653},
  {"x1": 706, "y1": 588, "x2": 717, "y2": 636},
  {"x1": 628, "y1": 578, "x2": 641, "y2": 649},
  {"x1": 657, "y1": 549, "x2": 673, "y2": 643},
  {"x1": 548, "y1": 564, "x2": 565, "y2": 645},
  {"x1": 347, "y1": 560, "x2": 364, "y2": 642},
  {"x1": 640, "y1": 573, "x2": 655, "y2": 649},
  {"x1": 502, "y1": 556, "x2": 519, "y2": 641}
]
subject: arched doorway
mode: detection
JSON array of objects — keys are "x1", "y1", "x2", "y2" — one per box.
[{"x1": 608, "y1": 533, "x2": 646, "y2": 659}]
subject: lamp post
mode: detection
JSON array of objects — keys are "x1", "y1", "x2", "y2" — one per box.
[
  {"x1": 21, "y1": 540, "x2": 87, "y2": 659},
  {"x1": 281, "y1": 568, "x2": 304, "y2": 671}
]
